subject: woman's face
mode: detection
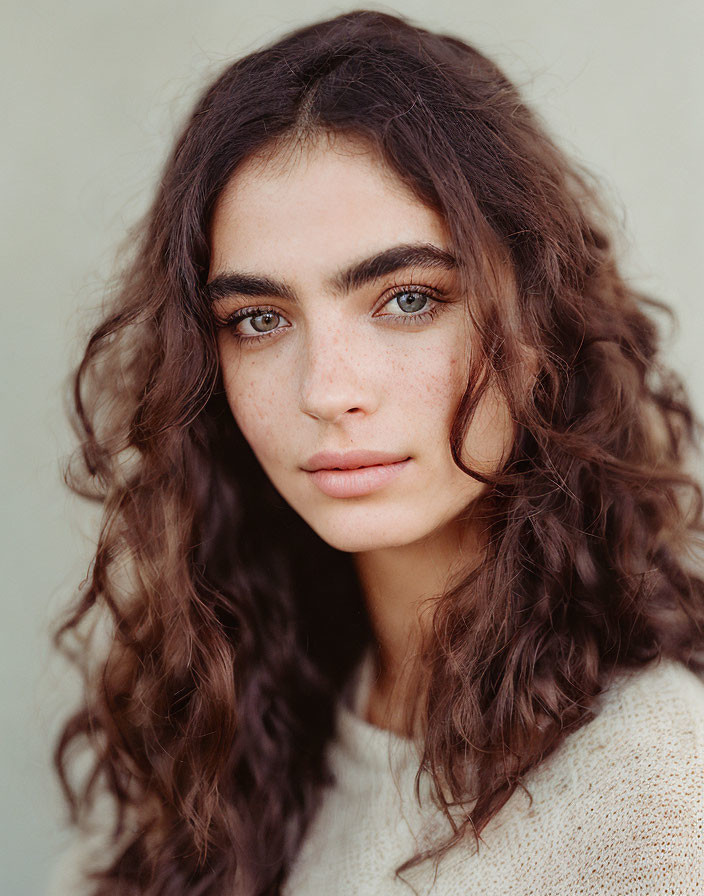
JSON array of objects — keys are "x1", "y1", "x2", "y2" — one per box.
[{"x1": 208, "y1": 133, "x2": 514, "y2": 553}]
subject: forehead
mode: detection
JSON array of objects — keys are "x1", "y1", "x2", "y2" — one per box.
[
  {"x1": 208, "y1": 133, "x2": 452, "y2": 275},
  {"x1": 221, "y1": 129, "x2": 415, "y2": 202}
]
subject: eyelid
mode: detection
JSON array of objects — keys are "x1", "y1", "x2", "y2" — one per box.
[
  {"x1": 217, "y1": 281, "x2": 449, "y2": 341},
  {"x1": 375, "y1": 283, "x2": 444, "y2": 315}
]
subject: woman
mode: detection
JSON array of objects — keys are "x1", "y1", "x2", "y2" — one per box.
[{"x1": 49, "y1": 8, "x2": 704, "y2": 895}]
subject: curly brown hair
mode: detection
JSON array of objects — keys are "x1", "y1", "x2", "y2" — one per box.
[{"x1": 52, "y1": 8, "x2": 704, "y2": 895}]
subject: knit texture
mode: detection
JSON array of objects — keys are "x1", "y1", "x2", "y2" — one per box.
[
  {"x1": 46, "y1": 654, "x2": 704, "y2": 895},
  {"x1": 282, "y1": 651, "x2": 704, "y2": 895}
]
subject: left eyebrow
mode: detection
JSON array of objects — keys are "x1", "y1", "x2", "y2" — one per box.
[{"x1": 205, "y1": 242, "x2": 459, "y2": 304}]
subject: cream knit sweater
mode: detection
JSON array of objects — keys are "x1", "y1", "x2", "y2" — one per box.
[
  {"x1": 47, "y1": 654, "x2": 704, "y2": 895},
  {"x1": 282, "y1": 651, "x2": 704, "y2": 895}
]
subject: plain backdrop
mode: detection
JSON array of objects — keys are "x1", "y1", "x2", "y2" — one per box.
[{"x1": 2, "y1": 1, "x2": 703, "y2": 892}]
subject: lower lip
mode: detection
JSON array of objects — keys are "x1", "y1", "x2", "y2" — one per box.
[{"x1": 307, "y1": 459, "x2": 411, "y2": 498}]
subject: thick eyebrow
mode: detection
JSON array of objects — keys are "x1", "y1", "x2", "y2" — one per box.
[{"x1": 205, "y1": 243, "x2": 458, "y2": 304}]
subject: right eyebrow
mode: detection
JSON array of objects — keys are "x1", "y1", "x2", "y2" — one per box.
[{"x1": 205, "y1": 242, "x2": 459, "y2": 305}]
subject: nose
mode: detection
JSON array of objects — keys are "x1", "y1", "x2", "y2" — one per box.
[{"x1": 297, "y1": 320, "x2": 379, "y2": 423}]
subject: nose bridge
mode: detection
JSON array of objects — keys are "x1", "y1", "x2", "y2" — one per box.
[{"x1": 297, "y1": 310, "x2": 376, "y2": 421}]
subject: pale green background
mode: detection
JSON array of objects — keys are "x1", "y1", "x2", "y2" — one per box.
[{"x1": 2, "y1": 1, "x2": 702, "y2": 893}]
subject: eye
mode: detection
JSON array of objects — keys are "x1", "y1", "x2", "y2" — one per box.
[
  {"x1": 375, "y1": 286, "x2": 444, "y2": 326},
  {"x1": 216, "y1": 283, "x2": 447, "y2": 345},
  {"x1": 219, "y1": 307, "x2": 291, "y2": 343}
]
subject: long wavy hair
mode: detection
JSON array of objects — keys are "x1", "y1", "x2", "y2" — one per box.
[{"x1": 52, "y1": 8, "x2": 704, "y2": 895}]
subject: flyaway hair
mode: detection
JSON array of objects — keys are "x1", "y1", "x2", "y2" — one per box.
[{"x1": 52, "y1": 9, "x2": 704, "y2": 895}]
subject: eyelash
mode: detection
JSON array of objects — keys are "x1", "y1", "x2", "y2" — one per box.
[{"x1": 217, "y1": 285, "x2": 447, "y2": 345}]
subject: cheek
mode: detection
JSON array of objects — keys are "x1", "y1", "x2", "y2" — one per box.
[
  {"x1": 220, "y1": 353, "x2": 288, "y2": 456},
  {"x1": 394, "y1": 335, "x2": 467, "y2": 433},
  {"x1": 460, "y1": 384, "x2": 515, "y2": 472},
  {"x1": 407, "y1": 321, "x2": 514, "y2": 472},
  {"x1": 402, "y1": 328, "x2": 513, "y2": 474}
]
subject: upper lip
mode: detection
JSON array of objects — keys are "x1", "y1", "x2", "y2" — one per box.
[{"x1": 302, "y1": 450, "x2": 411, "y2": 472}]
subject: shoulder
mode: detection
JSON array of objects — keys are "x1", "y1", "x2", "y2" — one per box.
[
  {"x1": 600, "y1": 654, "x2": 704, "y2": 727},
  {"x1": 520, "y1": 657, "x2": 704, "y2": 891},
  {"x1": 563, "y1": 656, "x2": 704, "y2": 777}
]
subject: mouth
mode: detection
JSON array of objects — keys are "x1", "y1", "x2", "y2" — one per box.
[
  {"x1": 306, "y1": 457, "x2": 412, "y2": 499},
  {"x1": 326, "y1": 461, "x2": 400, "y2": 471},
  {"x1": 303, "y1": 449, "x2": 411, "y2": 472}
]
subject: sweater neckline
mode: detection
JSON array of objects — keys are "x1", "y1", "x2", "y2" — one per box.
[{"x1": 333, "y1": 645, "x2": 424, "y2": 774}]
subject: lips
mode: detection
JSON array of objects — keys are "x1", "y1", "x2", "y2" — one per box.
[
  {"x1": 303, "y1": 449, "x2": 411, "y2": 472},
  {"x1": 305, "y1": 457, "x2": 412, "y2": 498}
]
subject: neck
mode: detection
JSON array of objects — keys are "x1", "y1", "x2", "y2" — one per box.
[{"x1": 353, "y1": 516, "x2": 483, "y2": 734}]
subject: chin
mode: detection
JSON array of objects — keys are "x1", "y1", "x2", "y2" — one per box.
[{"x1": 304, "y1": 512, "x2": 436, "y2": 555}]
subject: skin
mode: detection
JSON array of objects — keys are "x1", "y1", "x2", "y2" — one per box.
[{"x1": 208, "y1": 132, "x2": 515, "y2": 734}]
